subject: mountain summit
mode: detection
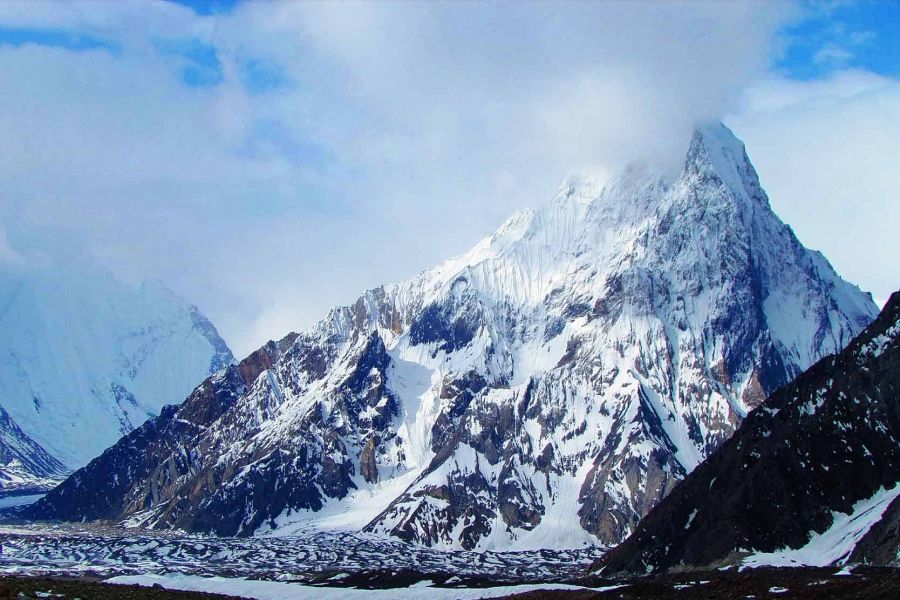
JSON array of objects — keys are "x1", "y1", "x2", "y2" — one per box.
[{"x1": 28, "y1": 123, "x2": 877, "y2": 550}]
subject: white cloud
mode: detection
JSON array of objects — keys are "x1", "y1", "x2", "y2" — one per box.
[
  {"x1": 813, "y1": 43, "x2": 853, "y2": 66},
  {"x1": 0, "y1": 228, "x2": 24, "y2": 266},
  {"x1": 0, "y1": 1, "x2": 823, "y2": 357},
  {"x1": 849, "y1": 30, "x2": 876, "y2": 45}
]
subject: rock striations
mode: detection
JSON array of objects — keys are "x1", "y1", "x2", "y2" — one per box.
[
  {"x1": 27, "y1": 123, "x2": 878, "y2": 550},
  {"x1": 595, "y1": 288, "x2": 900, "y2": 574}
]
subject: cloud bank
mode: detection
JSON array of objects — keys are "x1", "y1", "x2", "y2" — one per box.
[{"x1": 3, "y1": 1, "x2": 895, "y2": 356}]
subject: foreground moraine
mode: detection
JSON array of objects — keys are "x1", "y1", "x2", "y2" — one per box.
[{"x1": 503, "y1": 567, "x2": 900, "y2": 600}]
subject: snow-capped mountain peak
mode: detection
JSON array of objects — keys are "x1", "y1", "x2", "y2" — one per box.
[
  {"x1": 685, "y1": 121, "x2": 766, "y2": 205},
  {"x1": 29, "y1": 123, "x2": 878, "y2": 552}
]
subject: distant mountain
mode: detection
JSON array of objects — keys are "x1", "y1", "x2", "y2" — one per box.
[
  {"x1": 596, "y1": 289, "x2": 900, "y2": 575},
  {"x1": 0, "y1": 256, "x2": 234, "y2": 481},
  {"x1": 26, "y1": 123, "x2": 877, "y2": 550}
]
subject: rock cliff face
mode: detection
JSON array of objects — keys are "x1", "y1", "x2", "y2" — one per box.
[
  {"x1": 595, "y1": 289, "x2": 900, "y2": 574},
  {"x1": 27, "y1": 123, "x2": 877, "y2": 550}
]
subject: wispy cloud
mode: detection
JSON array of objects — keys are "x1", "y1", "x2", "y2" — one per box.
[
  {"x1": 849, "y1": 30, "x2": 876, "y2": 45},
  {"x1": 813, "y1": 43, "x2": 853, "y2": 66},
  {"x1": 0, "y1": 228, "x2": 24, "y2": 266}
]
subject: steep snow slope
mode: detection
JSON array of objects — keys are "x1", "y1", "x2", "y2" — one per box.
[
  {"x1": 0, "y1": 256, "x2": 234, "y2": 469},
  {"x1": 0, "y1": 402, "x2": 67, "y2": 490},
  {"x1": 595, "y1": 288, "x2": 900, "y2": 574},
  {"x1": 28, "y1": 123, "x2": 878, "y2": 550}
]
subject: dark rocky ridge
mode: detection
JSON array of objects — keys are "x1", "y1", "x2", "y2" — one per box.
[
  {"x1": 237, "y1": 332, "x2": 299, "y2": 386},
  {"x1": 25, "y1": 328, "x2": 400, "y2": 536},
  {"x1": 24, "y1": 365, "x2": 247, "y2": 525},
  {"x1": 596, "y1": 289, "x2": 900, "y2": 575}
]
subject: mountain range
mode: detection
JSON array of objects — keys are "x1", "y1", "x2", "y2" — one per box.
[{"x1": 26, "y1": 123, "x2": 878, "y2": 551}]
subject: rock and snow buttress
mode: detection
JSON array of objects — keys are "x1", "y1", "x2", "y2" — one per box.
[
  {"x1": 27, "y1": 122, "x2": 878, "y2": 551},
  {"x1": 595, "y1": 288, "x2": 900, "y2": 574},
  {"x1": 0, "y1": 256, "x2": 234, "y2": 484}
]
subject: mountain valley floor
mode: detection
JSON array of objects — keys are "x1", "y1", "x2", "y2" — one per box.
[
  {"x1": 0, "y1": 522, "x2": 602, "y2": 583},
  {"x1": 2, "y1": 522, "x2": 900, "y2": 599}
]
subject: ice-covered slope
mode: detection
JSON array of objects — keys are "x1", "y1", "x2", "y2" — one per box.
[
  {"x1": 595, "y1": 288, "x2": 900, "y2": 574},
  {"x1": 0, "y1": 256, "x2": 234, "y2": 470},
  {"x1": 28, "y1": 123, "x2": 878, "y2": 550},
  {"x1": 0, "y1": 402, "x2": 67, "y2": 491}
]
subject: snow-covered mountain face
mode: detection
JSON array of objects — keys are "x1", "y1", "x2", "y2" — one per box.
[
  {"x1": 0, "y1": 256, "x2": 234, "y2": 472},
  {"x1": 29, "y1": 123, "x2": 878, "y2": 550},
  {"x1": 595, "y1": 288, "x2": 900, "y2": 575}
]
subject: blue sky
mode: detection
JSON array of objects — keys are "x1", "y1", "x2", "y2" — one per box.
[
  {"x1": 168, "y1": 0, "x2": 239, "y2": 17},
  {"x1": 0, "y1": 1, "x2": 896, "y2": 356},
  {"x1": 0, "y1": 27, "x2": 116, "y2": 51},
  {"x1": 778, "y1": 1, "x2": 900, "y2": 79}
]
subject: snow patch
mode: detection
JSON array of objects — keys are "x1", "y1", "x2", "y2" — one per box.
[
  {"x1": 107, "y1": 574, "x2": 595, "y2": 600},
  {"x1": 743, "y1": 485, "x2": 900, "y2": 568}
]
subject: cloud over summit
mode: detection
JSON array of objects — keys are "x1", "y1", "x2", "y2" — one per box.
[{"x1": 2, "y1": 1, "x2": 896, "y2": 357}]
